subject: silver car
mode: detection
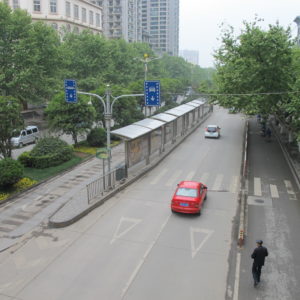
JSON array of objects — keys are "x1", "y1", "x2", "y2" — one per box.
[{"x1": 204, "y1": 125, "x2": 221, "y2": 138}]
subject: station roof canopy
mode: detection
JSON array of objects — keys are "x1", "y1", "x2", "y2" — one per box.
[
  {"x1": 186, "y1": 101, "x2": 201, "y2": 107},
  {"x1": 111, "y1": 124, "x2": 151, "y2": 140},
  {"x1": 192, "y1": 98, "x2": 206, "y2": 105},
  {"x1": 165, "y1": 104, "x2": 195, "y2": 117},
  {"x1": 134, "y1": 118, "x2": 165, "y2": 130},
  {"x1": 151, "y1": 113, "x2": 177, "y2": 123}
]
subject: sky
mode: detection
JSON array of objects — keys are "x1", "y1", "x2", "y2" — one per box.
[{"x1": 179, "y1": 0, "x2": 300, "y2": 68}]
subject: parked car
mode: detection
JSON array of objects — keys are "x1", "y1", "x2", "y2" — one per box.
[
  {"x1": 204, "y1": 125, "x2": 221, "y2": 138},
  {"x1": 11, "y1": 126, "x2": 40, "y2": 147},
  {"x1": 171, "y1": 181, "x2": 207, "y2": 215}
]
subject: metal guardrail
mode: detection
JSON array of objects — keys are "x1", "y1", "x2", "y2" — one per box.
[{"x1": 87, "y1": 165, "x2": 127, "y2": 203}]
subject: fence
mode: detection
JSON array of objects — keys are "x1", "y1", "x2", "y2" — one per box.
[{"x1": 86, "y1": 164, "x2": 127, "y2": 203}]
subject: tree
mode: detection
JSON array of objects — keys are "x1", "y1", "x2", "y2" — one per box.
[
  {"x1": 0, "y1": 96, "x2": 24, "y2": 158},
  {"x1": 214, "y1": 20, "x2": 294, "y2": 116},
  {"x1": 0, "y1": 3, "x2": 61, "y2": 107},
  {"x1": 46, "y1": 93, "x2": 96, "y2": 145}
]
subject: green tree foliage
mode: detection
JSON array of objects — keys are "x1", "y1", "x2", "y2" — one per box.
[
  {"x1": 87, "y1": 128, "x2": 106, "y2": 147},
  {"x1": 214, "y1": 20, "x2": 293, "y2": 116},
  {"x1": 0, "y1": 96, "x2": 24, "y2": 158},
  {"x1": 0, "y1": 3, "x2": 61, "y2": 106},
  {"x1": 0, "y1": 158, "x2": 23, "y2": 187},
  {"x1": 45, "y1": 93, "x2": 96, "y2": 144}
]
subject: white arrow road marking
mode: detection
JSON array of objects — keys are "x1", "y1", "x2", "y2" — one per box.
[
  {"x1": 110, "y1": 217, "x2": 142, "y2": 244},
  {"x1": 190, "y1": 228, "x2": 214, "y2": 259}
]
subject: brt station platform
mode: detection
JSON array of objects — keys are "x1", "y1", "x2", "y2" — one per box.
[{"x1": 111, "y1": 98, "x2": 212, "y2": 175}]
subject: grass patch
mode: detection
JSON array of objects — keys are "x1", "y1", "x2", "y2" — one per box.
[{"x1": 23, "y1": 155, "x2": 85, "y2": 182}]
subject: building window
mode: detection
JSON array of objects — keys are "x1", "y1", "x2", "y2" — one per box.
[
  {"x1": 89, "y1": 11, "x2": 94, "y2": 25},
  {"x1": 96, "y1": 13, "x2": 101, "y2": 27},
  {"x1": 66, "y1": 1, "x2": 71, "y2": 17},
  {"x1": 50, "y1": 0, "x2": 57, "y2": 13},
  {"x1": 33, "y1": 0, "x2": 41, "y2": 12},
  {"x1": 12, "y1": 0, "x2": 19, "y2": 9},
  {"x1": 74, "y1": 4, "x2": 79, "y2": 19},
  {"x1": 82, "y1": 8, "x2": 86, "y2": 22}
]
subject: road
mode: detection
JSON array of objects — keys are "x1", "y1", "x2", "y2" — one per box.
[
  {"x1": 236, "y1": 119, "x2": 300, "y2": 300},
  {"x1": 0, "y1": 107, "x2": 245, "y2": 300}
]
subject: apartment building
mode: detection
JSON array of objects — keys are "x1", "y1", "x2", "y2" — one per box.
[
  {"x1": 93, "y1": 0, "x2": 142, "y2": 42},
  {"x1": 179, "y1": 49, "x2": 199, "y2": 65},
  {"x1": 141, "y1": 0, "x2": 179, "y2": 56},
  {"x1": 3, "y1": 0, "x2": 103, "y2": 35}
]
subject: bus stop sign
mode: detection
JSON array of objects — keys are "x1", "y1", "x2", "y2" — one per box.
[{"x1": 64, "y1": 79, "x2": 77, "y2": 103}]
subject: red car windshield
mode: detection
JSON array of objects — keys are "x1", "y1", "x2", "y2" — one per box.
[{"x1": 176, "y1": 188, "x2": 198, "y2": 197}]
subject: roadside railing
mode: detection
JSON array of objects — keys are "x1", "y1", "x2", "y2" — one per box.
[{"x1": 87, "y1": 164, "x2": 127, "y2": 204}]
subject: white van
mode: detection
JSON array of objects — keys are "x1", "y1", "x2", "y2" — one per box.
[{"x1": 11, "y1": 126, "x2": 40, "y2": 147}]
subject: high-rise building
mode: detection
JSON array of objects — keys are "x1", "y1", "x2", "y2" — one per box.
[
  {"x1": 141, "y1": 0, "x2": 179, "y2": 56},
  {"x1": 179, "y1": 50, "x2": 199, "y2": 65},
  {"x1": 2, "y1": 0, "x2": 103, "y2": 35},
  {"x1": 93, "y1": 0, "x2": 142, "y2": 42}
]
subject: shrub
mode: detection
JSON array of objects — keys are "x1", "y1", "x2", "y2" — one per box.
[
  {"x1": 18, "y1": 151, "x2": 32, "y2": 167},
  {"x1": 0, "y1": 193, "x2": 9, "y2": 202},
  {"x1": 13, "y1": 177, "x2": 37, "y2": 191},
  {"x1": 0, "y1": 158, "x2": 24, "y2": 187},
  {"x1": 29, "y1": 137, "x2": 73, "y2": 168},
  {"x1": 87, "y1": 128, "x2": 106, "y2": 147}
]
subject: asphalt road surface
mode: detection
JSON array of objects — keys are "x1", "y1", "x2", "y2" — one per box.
[{"x1": 0, "y1": 107, "x2": 245, "y2": 300}]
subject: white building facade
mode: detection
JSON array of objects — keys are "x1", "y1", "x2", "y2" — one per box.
[
  {"x1": 92, "y1": 0, "x2": 142, "y2": 42},
  {"x1": 3, "y1": 0, "x2": 103, "y2": 35},
  {"x1": 179, "y1": 49, "x2": 199, "y2": 65},
  {"x1": 141, "y1": 0, "x2": 179, "y2": 56}
]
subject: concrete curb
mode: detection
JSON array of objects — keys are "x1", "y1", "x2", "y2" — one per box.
[
  {"x1": 238, "y1": 120, "x2": 249, "y2": 247},
  {"x1": 49, "y1": 112, "x2": 212, "y2": 227}
]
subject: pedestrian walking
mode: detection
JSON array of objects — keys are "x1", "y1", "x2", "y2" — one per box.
[{"x1": 251, "y1": 240, "x2": 268, "y2": 286}]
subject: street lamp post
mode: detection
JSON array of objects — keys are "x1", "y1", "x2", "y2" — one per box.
[
  {"x1": 78, "y1": 86, "x2": 143, "y2": 179},
  {"x1": 135, "y1": 53, "x2": 161, "y2": 116}
]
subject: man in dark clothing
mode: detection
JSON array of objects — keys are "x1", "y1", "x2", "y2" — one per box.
[{"x1": 251, "y1": 240, "x2": 268, "y2": 286}]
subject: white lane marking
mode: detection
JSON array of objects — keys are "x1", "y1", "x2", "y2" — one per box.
[
  {"x1": 165, "y1": 170, "x2": 182, "y2": 187},
  {"x1": 284, "y1": 180, "x2": 297, "y2": 200},
  {"x1": 150, "y1": 168, "x2": 168, "y2": 185},
  {"x1": 121, "y1": 215, "x2": 171, "y2": 298},
  {"x1": 270, "y1": 184, "x2": 279, "y2": 198},
  {"x1": 229, "y1": 176, "x2": 239, "y2": 193},
  {"x1": 199, "y1": 172, "x2": 209, "y2": 184},
  {"x1": 211, "y1": 174, "x2": 223, "y2": 191},
  {"x1": 110, "y1": 217, "x2": 142, "y2": 245},
  {"x1": 185, "y1": 171, "x2": 196, "y2": 181},
  {"x1": 190, "y1": 228, "x2": 214, "y2": 259},
  {"x1": 254, "y1": 177, "x2": 262, "y2": 196},
  {"x1": 233, "y1": 252, "x2": 241, "y2": 300}
]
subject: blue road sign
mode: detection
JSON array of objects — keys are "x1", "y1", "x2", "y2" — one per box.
[
  {"x1": 64, "y1": 79, "x2": 77, "y2": 103},
  {"x1": 144, "y1": 80, "x2": 160, "y2": 106}
]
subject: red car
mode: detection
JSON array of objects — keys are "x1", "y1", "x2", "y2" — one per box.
[{"x1": 171, "y1": 181, "x2": 207, "y2": 215}]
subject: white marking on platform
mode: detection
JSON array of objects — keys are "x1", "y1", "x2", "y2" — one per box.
[
  {"x1": 270, "y1": 184, "x2": 279, "y2": 198},
  {"x1": 233, "y1": 252, "x2": 241, "y2": 300},
  {"x1": 110, "y1": 217, "x2": 142, "y2": 244},
  {"x1": 165, "y1": 170, "x2": 182, "y2": 187},
  {"x1": 190, "y1": 228, "x2": 214, "y2": 258},
  {"x1": 254, "y1": 177, "x2": 262, "y2": 196}
]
